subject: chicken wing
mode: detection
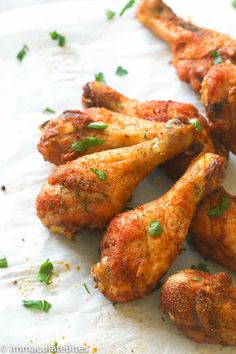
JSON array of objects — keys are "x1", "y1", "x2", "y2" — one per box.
[
  {"x1": 201, "y1": 62, "x2": 236, "y2": 154},
  {"x1": 160, "y1": 269, "x2": 236, "y2": 345},
  {"x1": 92, "y1": 153, "x2": 225, "y2": 302},
  {"x1": 36, "y1": 119, "x2": 195, "y2": 239},
  {"x1": 136, "y1": 0, "x2": 236, "y2": 92},
  {"x1": 190, "y1": 186, "x2": 236, "y2": 272},
  {"x1": 38, "y1": 108, "x2": 165, "y2": 165},
  {"x1": 83, "y1": 81, "x2": 228, "y2": 180}
]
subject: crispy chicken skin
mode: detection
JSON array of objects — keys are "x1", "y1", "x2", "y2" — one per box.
[
  {"x1": 136, "y1": 0, "x2": 236, "y2": 92},
  {"x1": 201, "y1": 63, "x2": 236, "y2": 154},
  {"x1": 36, "y1": 119, "x2": 195, "y2": 239},
  {"x1": 160, "y1": 270, "x2": 236, "y2": 345},
  {"x1": 92, "y1": 153, "x2": 225, "y2": 303},
  {"x1": 83, "y1": 81, "x2": 228, "y2": 180},
  {"x1": 37, "y1": 108, "x2": 166, "y2": 165},
  {"x1": 191, "y1": 186, "x2": 236, "y2": 272}
]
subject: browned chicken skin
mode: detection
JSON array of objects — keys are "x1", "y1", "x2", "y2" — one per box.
[
  {"x1": 92, "y1": 153, "x2": 225, "y2": 303},
  {"x1": 136, "y1": 0, "x2": 236, "y2": 92},
  {"x1": 38, "y1": 108, "x2": 167, "y2": 165},
  {"x1": 160, "y1": 269, "x2": 236, "y2": 345},
  {"x1": 191, "y1": 186, "x2": 236, "y2": 272},
  {"x1": 83, "y1": 81, "x2": 228, "y2": 180},
  {"x1": 36, "y1": 119, "x2": 195, "y2": 238},
  {"x1": 201, "y1": 63, "x2": 236, "y2": 154}
]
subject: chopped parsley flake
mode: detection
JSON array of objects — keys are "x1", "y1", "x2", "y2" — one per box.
[
  {"x1": 189, "y1": 118, "x2": 203, "y2": 132},
  {"x1": 0, "y1": 257, "x2": 8, "y2": 268},
  {"x1": 148, "y1": 220, "x2": 163, "y2": 237},
  {"x1": 87, "y1": 122, "x2": 108, "y2": 130},
  {"x1": 208, "y1": 195, "x2": 229, "y2": 217},
  {"x1": 91, "y1": 168, "x2": 107, "y2": 181},
  {"x1": 115, "y1": 66, "x2": 128, "y2": 77},
  {"x1": 36, "y1": 259, "x2": 53, "y2": 285},
  {"x1": 43, "y1": 107, "x2": 56, "y2": 114},
  {"x1": 95, "y1": 72, "x2": 106, "y2": 83},
  {"x1": 50, "y1": 31, "x2": 66, "y2": 47},
  {"x1": 192, "y1": 276, "x2": 201, "y2": 282},
  {"x1": 17, "y1": 44, "x2": 29, "y2": 62},
  {"x1": 71, "y1": 137, "x2": 104, "y2": 152},
  {"x1": 211, "y1": 50, "x2": 222, "y2": 65},
  {"x1": 106, "y1": 9, "x2": 116, "y2": 20},
  {"x1": 23, "y1": 300, "x2": 52, "y2": 313},
  {"x1": 83, "y1": 283, "x2": 90, "y2": 294},
  {"x1": 120, "y1": 0, "x2": 136, "y2": 16}
]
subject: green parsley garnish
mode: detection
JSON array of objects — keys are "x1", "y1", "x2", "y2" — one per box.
[
  {"x1": 106, "y1": 9, "x2": 116, "y2": 20},
  {"x1": 148, "y1": 220, "x2": 163, "y2": 237},
  {"x1": 232, "y1": 0, "x2": 236, "y2": 9},
  {"x1": 17, "y1": 44, "x2": 29, "y2": 62},
  {"x1": 189, "y1": 118, "x2": 203, "y2": 132},
  {"x1": 115, "y1": 66, "x2": 128, "y2": 77},
  {"x1": 52, "y1": 341, "x2": 58, "y2": 353},
  {"x1": 120, "y1": 0, "x2": 136, "y2": 16},
  {"x1": 208, "y1": 195, "x2": 229, "y2": 217},
  {"x1": 95, "y1": 72, "x2": 106, "y2": 83},
  {"x1": 192, "y1": 276, "x2": 201, "y2": 282},
  {"x1": 0, "y1": 257, "x2": 8, "y2": 268},
  {"x1": 83, "y1": 283, "x2": 90, "y2": 294},
  {"x1": 36, "y1": 259, "x2": 53, "y2": 285},
  {"x1": 43, "y1": 107, "x2": 56, "y2": 114},
  {"x1": 211, "y1": 50, "x2": 222, "y2": 65},
  {"x1": 116, "y1": 103, "x2": 124, "y2": 108},
  {"x1": 71, "y1": 137, "x2": 104, "y2": 152},
  {"x1": 191, "y1": 262, "x2": 209, "y2": 273},
  {"x1": 23, "y1": 300, "x2": 52, "y2": 313},
  {"x1": 50, "y1": 31, "x2": 66, "y2": 47},
  {"x1": 87, "y1": 122, "x2": 108, "y2": 130},
  {"x1": 91, "y1": 168, "x2": 107, "y2": 181}
]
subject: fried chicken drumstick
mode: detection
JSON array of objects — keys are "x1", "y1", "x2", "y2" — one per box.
[
  {"x1": 92, "y1": 153, "x2": 225, "y2": 303},
  {"x1": 38, "y1": 108, "x2": 166, "y2": 165},
  {"x1": 191, "y1": 186, "x2": 236, "y2": 272},
  {"x1": 136, "y1": 0, "x2": 236, "y2": 92},
  {"x1": 36, "y1": 119, "x2": 195, "y2": 238},
  {"x1": 83, "y1": 81, "x2": 228, "y2": 180},
  {"x1": 160, "y1": 270, "x2": 236, "y2": 346},
  {"x1": 201, "y1": 63, "x2": 236, "y2": 154}
]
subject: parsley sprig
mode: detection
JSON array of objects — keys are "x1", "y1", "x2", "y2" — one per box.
[
  {"x1": 212, "y1": 50, "x2": 222, "y2": 65},
  {"x1": 148, "y1": 221, "x2": 163, "y2": 237},
  {"x1": 0, "y1": 257, "x2": 8, "y2": 268},
  {"x1": 106, "y1": 9, "x2": 116, "y2": 20}
]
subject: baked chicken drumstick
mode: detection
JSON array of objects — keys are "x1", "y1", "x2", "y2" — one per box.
[
  {"x1": 201, "y1": 62, "x2": 236, "y2": 154},
  {"x1": 36, "y1": 119, "x2": 195, "y2": 239},
  {"x1": 92, "y1": 153, "x2": 225, "y2": 303},
  {"x1": 191, "y1": 186, "x2": 236, "y2": 272},
  {"x1": 160, "y1": 270, "x2": 236, "y2": 346},
  {"x1": 136, "y1": 0, "x2": 236, "y2": 93},
  {"x1": 38, "y1": 108, "x2": 166, "y2": 165},
  {"x1": 83, "y1": 81, "x2": 228, "y2": 180}
]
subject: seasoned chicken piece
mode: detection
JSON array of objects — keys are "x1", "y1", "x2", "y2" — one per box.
[
  {"x1": 92, "y1": 153, "x2": 225, "y2": 302},
  {"x1": 160, "y1": 270, "x2": 236, "y2": 345},
  {"x1": 36, "y1": 119, "x2": 195, "y2": 239},
  {"x1": 136, "y1": 0, "x2": 236, "y2": 92},
  {"x1": 82, "y1": 81, "x2": 202, "y2": 121},
  {"x1": 191, "y1": 186, "x2": 236, "y2": 272},
  {"x1": 83, "y1": 81, "x2": 228, "y2": 180},
  {"x1": 37, "y1": 108, "x2": 165, "y2": 165},
  {"x1": 201, "y1": 63, "x2": 236, "y2": 154}
]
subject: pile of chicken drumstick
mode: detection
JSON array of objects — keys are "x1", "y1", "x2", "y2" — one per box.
[{"x1": 36, "y1": 0, "x2": 236, "y2": 346}]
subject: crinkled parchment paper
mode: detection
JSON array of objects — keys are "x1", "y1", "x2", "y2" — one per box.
[{"x1": 0, "y1": 0, "x2": 235, "y2": 353}]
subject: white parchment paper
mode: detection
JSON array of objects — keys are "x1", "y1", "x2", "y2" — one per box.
[{"x1": 0, "y1": 0, "x2": 236, "y2": 353}]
